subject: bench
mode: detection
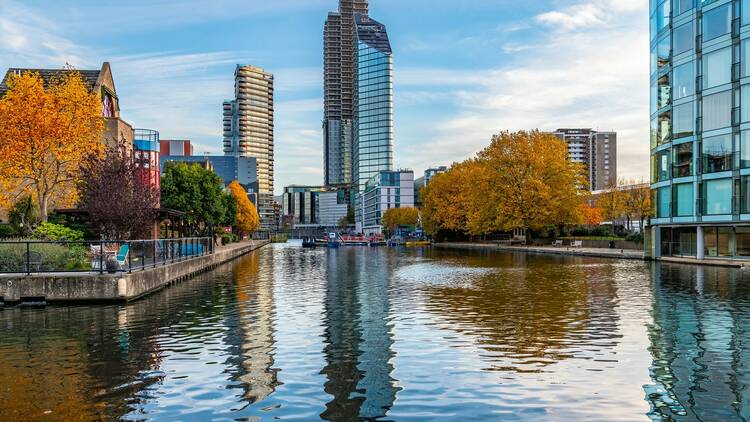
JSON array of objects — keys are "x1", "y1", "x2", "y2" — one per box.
[
  {"x1": 570, "y1": 240, "x2": 583, "y2": 248},
  {"x1": 552, "y1": 240, "x2": 563, "y2": 247}
]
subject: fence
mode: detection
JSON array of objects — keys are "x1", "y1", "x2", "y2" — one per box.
[{"x1": 0, "y1": 237, "x2": 213, "y2": 275}]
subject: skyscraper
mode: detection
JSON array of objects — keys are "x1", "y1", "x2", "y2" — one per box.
[
  {"x1": 224, "y1": 65, "x2": 275, "y2": 231},
  {"x1": 324, "y1": 0, "x2": 394, "y2": 193},
  {"x1": 353, "y1": 14, "x2": 394, "y2": 192},
  {"x1": 324, "y1": 0, "x2": 368, "y2": 187},
  {"x1": 649, "y1": 0, "x2": 750, "y2": 261}
]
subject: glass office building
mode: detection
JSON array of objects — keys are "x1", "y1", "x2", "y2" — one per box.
[
  {"x1": 353, "y1": 14, "x2": 394, "y2": 193},
  {"x1": 650, "y1": 0, "x2": 750, "y2": 259}
]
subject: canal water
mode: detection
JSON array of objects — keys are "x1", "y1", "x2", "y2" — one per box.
[{"x1": 1, "y1": 243, "x2": 749, "y2": 421}]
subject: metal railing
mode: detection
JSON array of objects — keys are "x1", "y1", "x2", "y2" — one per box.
[{"x1": 0, "y1": 237, "x2": 213, "y2": 275}]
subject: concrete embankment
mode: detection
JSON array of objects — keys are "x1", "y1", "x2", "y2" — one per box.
[
  {"x1": 0, "y1": 240, "x2": 269, "y2": 304},
  {"x1": 435, "y1": 242, "x2": 645, "y2": 261}
]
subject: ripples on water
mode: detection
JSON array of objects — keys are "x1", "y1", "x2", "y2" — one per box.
[{"x1": 2, "y1": 244, "x2": 750, "y2": 420}]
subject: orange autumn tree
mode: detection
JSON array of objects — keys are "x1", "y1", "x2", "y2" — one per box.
[
  {"x1": 227, "y1": 180, "x2": 260, "y2": 234},
  {"x1": 0, "y1": 71, "x2": 104, "y2": 220},
  {"x1": 579, "y1": 204, "x2": 604, "y2": 227}
]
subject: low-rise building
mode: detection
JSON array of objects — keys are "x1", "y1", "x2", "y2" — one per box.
[
  {"x1": 355, "y1": 170, "x2": 415, "y2": 235},
  {"x1": 415, "y1": 166, "x2": 448, "y2": 206},
  {"x1": 159, "y1": 139, "x2": 193, "y2": 157},
  {"x1": 0, "y1": 63, "x2": 134, "y2": 151},
  {"x1": 282, "y1": 185, "x2": 325, "y2": 227},
  {"x1": 159, "y1": 155, "x2": 258, "y2": 191}
]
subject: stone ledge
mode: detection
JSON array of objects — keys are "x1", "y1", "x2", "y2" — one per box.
[{"x1": 0, "y1": 240, "x2": 269, "y2": 304}]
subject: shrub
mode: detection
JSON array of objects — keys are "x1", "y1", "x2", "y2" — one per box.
[
  {"x1": 32, "y1": 223, "x2": 84, "y2": 242},
  {"x1": 0, "y1": 241, "x2": 88, "y2": 272},
  {"x1": 0, "y1": 225, "x2": 17, "y2": 239},
  {"x1": 625, "y1": 232, "x2": 644, "y2": 243}
]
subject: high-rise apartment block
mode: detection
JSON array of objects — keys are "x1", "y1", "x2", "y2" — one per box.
[
  {"x1": 324, "y1": 0, "x2": 393, "y2": 192},
  {"x1": 649, "y1": 0, "x2": 750, "y2": 261},
  {"x1": 552, "y1": 129, "x2": 617, "y2": 191},
  {"x1": 223, "y1": 65, "x2": 275, "y2": 231}
]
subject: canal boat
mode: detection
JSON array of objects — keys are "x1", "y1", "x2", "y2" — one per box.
[
  {"x1": 405, "y1": 240, "x2": 431, "y2": 247},
  {"x1": 302, "y1": 237, "x2": 316, "y2": 248},
  {"x1": 326, "y1": 233, "x2": 342, "y2": 248}
]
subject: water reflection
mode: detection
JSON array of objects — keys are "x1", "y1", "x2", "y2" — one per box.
[
  {"x1": 419, "y1": 252, "x2": 622, "y2": 372},
  {"x1": 320, "y1": 248, "x2": 400, "y2": 421},
  {"x1": 645, "y1": 263, "x2": 750, "y2": 421}
]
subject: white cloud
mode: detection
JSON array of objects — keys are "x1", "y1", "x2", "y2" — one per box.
[
  {"x1": 394, "y1": 1, "x2": 650, "y2": 181},
  {"x1": 536, "y1": 4, "x2": 605, "y2": 31}
]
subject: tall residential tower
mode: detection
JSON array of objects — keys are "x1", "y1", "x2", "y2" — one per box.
[
  {"x1": 324, "y1": 0, "x2": 393, "y2": 192},
  {"x1": 649, "y1": 0, "x2": 750, "y2": 261},
  {"x1": 552, "y1": 128, "x2": 617, "y2": 191},
  {"x1": 224, "y1": 65, "x2": 275, "y2": 231}
]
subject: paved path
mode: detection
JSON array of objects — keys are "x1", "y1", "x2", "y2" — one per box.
[{"x1": 435, "y1": 242, "x2": 645, "y2": 260}]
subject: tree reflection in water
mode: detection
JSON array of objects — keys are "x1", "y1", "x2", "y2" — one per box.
[{"x1": 419, "y1": 251, "x2": 622, "y2": 372}]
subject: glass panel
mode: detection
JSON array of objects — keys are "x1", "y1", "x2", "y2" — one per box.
[
  {"x1": 743, "y1": 85, "x2": 750, "y2": 123},
  {"x1": 702, "y1": 90, "x2": 733, "y2": 131},
  {"x1": 702, "y1": 134, "x2": 733, "y2": 173},
  {"x1": 658, "y1": 186, "x2": 671, "y2": 218},
  {"x1": 675, "y1": 227, "x2": 697, "y2": 256},
  {"x1": 744, "y1": 0, "x2": 750, "y2": 26},
  {"x1": 675, "y1": 0, "x2": 694, "y2": 15},
  {"x1": 651, "y1": 154, "x2": 658, "y2": 183},
  {"x1": 651, "y1": 117, "x2": 659, "y2": 149},
  {"x1": 705, "y1": 227, "x2": 718, "y2": 257},
  {"x1": 658, "y1": 149, "x2": 671, "y2": 181},
  {"x1": 657, "y1": 34, "x2": 671, "y2": 74},
  {"x1": 658, "y1": 74, "x2": 671, "y2": 109},
  {"x1": 703, "y1": 4, "x2": 732, "y2": 42},
  {"x1": 673, "y1": 183, "x2": 694, "y2": 216},
  {"x1": 674, "y1": 22, "x2": 694, "y2": 56},
  {"x1": 703, "y1": 178, "x2": 733, "y2": 215},
  {"x1": 673, "y1": 102, "x2": 694, "y2": 139},
  {"x1": 658, "y1": 111, "x2": 671, "y2": 145},
  {"x1": 717, "y1": 227, "x2": 732, "y2": 256},
  {"x1": 743, "y1": 40, "x2": 750, "y2": 77},
  {"x1": 673, "y1": 62, "x2": 695, "y2": 100},
  {"x1": 673, "y1": 142, "x2": 694, "y2": 177},
  {"x1": 703, "y1": 47, "x2": 732, "y2": 89},
  {"x1": 742, "y1": 176, "x2": 750, "y2": 212},
  {"x1": 737, "y1": 227, "x2": 750, "y2": 256},
  {"x1": 657, "y1": 0, "x2": 671, "y2": 33},
  {"x1": 742, "y1": 131, "x2": 750, "y2": 168}
]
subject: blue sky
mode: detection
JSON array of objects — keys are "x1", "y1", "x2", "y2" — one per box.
[{"x1": 0, "y1": 0, "x2": 649, "y2": 194}]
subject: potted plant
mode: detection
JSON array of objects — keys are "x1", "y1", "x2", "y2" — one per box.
[{"x1": 106, "y1": 256, "x2": 119, "y2": 274}]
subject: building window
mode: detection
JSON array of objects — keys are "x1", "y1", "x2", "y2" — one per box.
[
  {"x1": 704, "y1": 227, "x2": 733, "y2": 257},
  {"x1": 673, "y1": 102, "x2": 694, "y2": 139},
  {"x1": 658, "y1": 149, "x2": 671, "y2": 181},
  {"x1": 737, "y1": 227, "x2": 750, "y2": 256},
  {"x1": 743, "y1": 85, "x2": 750, "y2": 123},
  {"x1": 702, "y1": 178, "x2": 733, "y2": 215},
  {"x1": 702, "y1": 90, "x2": 733, "y2": 131},
  {"x1": 742, "y1": 176, "x2": 750, "y2": 213},
  {"x1": 742, "y1": 40, "x2": 750, "y2": 77},
  {"x1": 673, "y1": 142, "x2": 694, "y2": 177},
  {"x1": 742, "y1": 131, "x2": 750, "y2": 168},
  {"x1": 703, "y1": 3, "x2": 731, "y2": 42},
  {"x1": 658, "y1": 111, "x2": 671, "y2": 145},
  {"x1": 675, "y1": 0, "x2": 694, "y2": 16},
  {"x1": 703, "y1": 47, "x2": 732, "y2": 89},
  {"x1": 673, "y1": 62, "x2": 695, "y2": 100},
  {"x1": 658, "y1": 74, "x2": 671, "y2": 109},
  {"x1": 744, "y1": 0, "x2": 750, "y2": 26},
  {"x1": 658, "y1": 186, "x2": 671, "y2": 218},
  {"x1": 702, "y1": 134, "x2": 733, "y2": 173},
  {"x1": 673, "y1": 183, "x2": 694, "y2": 216},
  {"x1": 674, "y1": 22, "x2": 694, "y2": 56}
]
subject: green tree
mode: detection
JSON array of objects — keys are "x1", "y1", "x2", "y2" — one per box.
[{"x1": 161, "y1": 162, "x2": 230, "y2": 229}]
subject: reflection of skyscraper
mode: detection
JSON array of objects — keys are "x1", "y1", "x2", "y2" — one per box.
[
  {"x1": 320, "y1": 248, "x2": 399, "y2": 421},
  {"x1": 644, "y1": 263, "x2": 750, "y2": 421},
  {"x1": 232, "y1": 251, "x2": 280, "y2": 403}
]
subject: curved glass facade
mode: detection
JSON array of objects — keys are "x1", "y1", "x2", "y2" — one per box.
[
  {"x1": 650, "y1": 0, "x2": 750, "y2": 259},
  {"x1": 354, "y1": 15, "x2": 394, "y2": 192}
]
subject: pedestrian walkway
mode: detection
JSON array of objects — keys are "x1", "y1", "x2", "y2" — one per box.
[{"x1": 435, "y1": 242, "x2": 645, "y2": 260}]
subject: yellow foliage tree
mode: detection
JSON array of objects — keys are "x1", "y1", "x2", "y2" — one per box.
[
  {"x1": 579, "y1": 204, "x2": 604, "y2": 227},
  {"x1": 422, "y1": 131, "x2": 587, "y2": 237},
  {"x1": 227, "y1": 180, "x2": 260, "y2": 234},
  {"x1": 0, "y1": 71, "x2": 104, "y2": 220},
  {"x1": 381, "y1": 207, "x2": 419, "y2": 232},
  {"x1": 596, "y1": 185, "x2": 627, "y2": 227}
]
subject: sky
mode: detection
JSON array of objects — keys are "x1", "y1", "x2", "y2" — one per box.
[{"x1": 0, "y1": 0, "x2": 650, "y2": 195}]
